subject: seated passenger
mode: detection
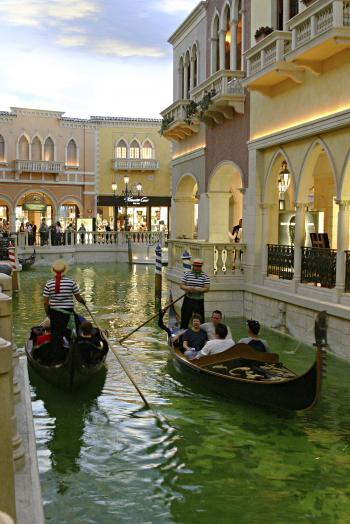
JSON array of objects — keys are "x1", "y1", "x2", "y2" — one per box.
[
  {"x1": 36, "y1": 329, "x2": 52, "y2": 347},
  {"x1": 200, "y1": 310, "x2": 233, "y2": 340},
  {"x1": 183, "y1": 315, "x2": 208, "y2": 358},
  {"x1": 238, "y1": 320, "x2": 270, "y2": 352},
  {"x1": 79, "y1": 321, "x2": 103, "y2": 349},
  {"x1": 194, "y1": 324, "x2": 235, "y2": 359}
]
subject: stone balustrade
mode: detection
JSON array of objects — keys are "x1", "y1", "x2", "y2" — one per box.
[
  {"x1": 112, "y1": 158, "x2": 159, "y2": 171},
  {"x1": 245, "y1": 31, "x2": 293, "y2": 78},
  {"x1": 15, "y1": 159, "x2": 64, "y2": 174}
]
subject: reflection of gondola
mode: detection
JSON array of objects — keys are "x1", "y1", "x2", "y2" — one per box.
[
  {"x1": 25, "y1": 325, "x2": 109, "y2": 390},
  {"x1": 18, "y1": 250, "x2": 36, "y2": 270},
  {"x1": 30, "y1": 369, "x2": 106, "y2": 475},
  {"x1": 159, "y1": 308, "x2": 326, "y2": 411}
]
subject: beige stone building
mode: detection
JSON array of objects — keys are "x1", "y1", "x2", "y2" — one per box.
[{"x1": 0, "y1": 107, "x2": 97, "y2": 231}]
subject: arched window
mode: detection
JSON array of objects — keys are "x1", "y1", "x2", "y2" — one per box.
[
  {"x1": 31, "y1": 136, "x2": 42, "y2": 161},
  {"x1": 276, "y1": 0, "x2": 299, "y2": 30},
  {"x1": 0, "y1": 135, "x2": 5, "y2": 162},
  {"x1": 142, "y1": 140, "x2": 153, "y2": 160},
  {"x1": 44, "y1": 137, "x2": 54, "y2": 161},
  {"x1": 236, "y1": 0, "x2": 242, "y2": 70},
  {"x1": 115, "y1": 139, "x2": 127, "y2": 159},
  {"x1": 211, "y1": 15, "x2": 220, "y2": 74},
  {"x1": 19, "y1": 136, "x2": 29, "y2": 160},
  {"x1": 179, "y1": 56, "x2": 184, "y2": 99},
  {"x1": 129, "y1": 140, "x2": 140, "y2": 159},
  {"x1": 185, "y1": 51, "x2": 191, "y2": 98},
  {"x1": 224, "y1": 6, "x2": 231, "y2": 70},
  {"x1": 192, "y1": 45, "x2": 198, "y2": 88},
  {"x1": 67, "y1": 139, "x2": 78, "y2": 166}
]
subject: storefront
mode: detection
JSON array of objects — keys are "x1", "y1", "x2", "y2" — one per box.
[{"x1": 97, "y1": 196, "x2": 171, "y2": 233}]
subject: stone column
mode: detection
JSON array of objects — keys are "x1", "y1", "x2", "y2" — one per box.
[
  {"x1": 190, "y1": 57, "x2": 195, "y2": 91},
  {"x1": 283, "y1": 0, "x2": 290, "y2": 30},
  {"x1": 231, "y1": 21, "x2": 238, "y2": 70},
  {"x1": 292, "y1": 203, "x2": 307, "y2": 291},
  {"x1": 260, "y1": 203, "x2": 273, "y2": 280},
  {"x1": 334, "y1": 200, "x2": 350, "y2": 301},
  {"x1": 183, "y1": 64, "x2": 189, "y2": 99},
  {"x1": 219, "y1": 30, "x2": 226, "y2": 70},
  {"x1": 207, "y1": 192, "x2": 231, "y2": 243},
  {"x1": 173, "y1": 197, "x2": 195, "y2": 239}
]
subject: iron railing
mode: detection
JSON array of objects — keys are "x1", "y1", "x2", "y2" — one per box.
[
  {"x1": 301, "y1": 246, "x2": 336, "y2": 288},
  {"x1": 267, "y1": 244, "x2": 294, "y2": 280}
]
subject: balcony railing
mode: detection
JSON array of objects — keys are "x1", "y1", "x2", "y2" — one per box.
[
  {"x1": 15, "y1": 160, "x2": 64, "y2": 174},
  {"x1": 160, "y1": 99, "x2": 199, "y2": 140},
  {"x1": 287, "y1": 0, "x2": 350, "y2": 67},
  {"x1": 112, "y1": 158, "x2": 159, "y2": 171},
  {"x1": 301, "y1": 246, "x2": 337, "y2": 288},
  {"x1": 267, "y1": 244, "x2": 295, "y2": 280},
  {"x1": 191, "y1": 70, "x2": 245, "y2": 122},
  {"x1": 244, "y1": 32, "x2": 302, "y2": 93}
]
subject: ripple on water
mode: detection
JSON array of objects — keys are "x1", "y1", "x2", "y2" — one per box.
[{"x1": 13, "y1": 264, "x2": 350, "y2": 524}]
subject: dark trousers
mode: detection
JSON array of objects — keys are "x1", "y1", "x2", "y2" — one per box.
[
  {"x1": 49, "y1": 308, "x2": 73, "y2": 361},
  {"x1": 180, "y1": 296, "x2": 205, "y2": 329}
]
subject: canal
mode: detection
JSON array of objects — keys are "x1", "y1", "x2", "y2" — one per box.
[{"x1": 13, "y1": 264, "x2": 350, "y2": 523}]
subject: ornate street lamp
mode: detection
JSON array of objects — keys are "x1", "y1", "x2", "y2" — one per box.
[{"x1": 278, "y1": 160, "x2": 291, "y2": 211}]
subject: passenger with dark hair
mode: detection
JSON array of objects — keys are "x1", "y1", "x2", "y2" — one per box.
[
  {"x1": 182, "y1": 315, "x2": 208, "y2": 357},
  {"x1": 201, "y1": 310, "x2": 233, "y2": 340},
  {"x1": 238, "y1": 320, "x2": 270, "y2": 352},
  {"x1": 194, "y1": 323, "x2": 235, "y2": 359}
]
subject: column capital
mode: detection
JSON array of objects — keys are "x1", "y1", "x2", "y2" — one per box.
[{"x1": 335, "y1": 199, "x2": 350, "y2": 208}]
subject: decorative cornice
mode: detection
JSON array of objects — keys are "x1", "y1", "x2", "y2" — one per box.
[
  {"x1": 11, "y1": 107, "x2": 65, "y2": 118},
  {"x1": 90, "y1": 116, "x2": 161, "y2": 128},
  {"x1": 172, "y1": 146, "x2": 206, "y2": 166},
  {"x1": 168, "y1": 1, "x2": 207, "y2": 45}
]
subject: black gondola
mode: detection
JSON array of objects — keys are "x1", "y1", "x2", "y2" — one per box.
[
  {"x1": 25, "y1": 325, "x2": 109, "y2": 390},
  {"x1": 18, "y1": 250, "x2": 36, "y2": 270},
  {"x1": 158, "y1": 309, "x2": 326, "y2": 411}
]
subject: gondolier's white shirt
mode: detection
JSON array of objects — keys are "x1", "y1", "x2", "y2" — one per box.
[{"x1": 43, "y1": 276, "x2": 80, "y2": 309}]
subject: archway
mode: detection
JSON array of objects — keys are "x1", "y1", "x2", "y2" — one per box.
[
  {"x1": 206, "y1": 161, "x2": 244, "y2": 242},
  {"x1": 15, "y1": 191, "x2": 56, "y2": 233},
  {"x1": 57, "y1": 197, "x2": 82, "y2": 230},
  {"x1": 0, "y1": 195, "x2": 13, "y2": 233},
  {"x1": 174, "y1": 174, "x2": 198, "y2": 239}
]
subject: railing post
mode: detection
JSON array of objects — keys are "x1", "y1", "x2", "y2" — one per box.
[
  {"x1": 155, "y1": 243, "x2": 162, "y2": 301},
  {"x1": 333, "y1": 0, "x2": 344, "y2": 27},
  {"x1": 310, "y1": 14, "x2": 317, "y2": 37},
  {"x1": 293, "y1": 203, "x2": 307, "y2": 290},
  {"x1": 334, "y1": 200, "x2": 350, "y2": 301}
]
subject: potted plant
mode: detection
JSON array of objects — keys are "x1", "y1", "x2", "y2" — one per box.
[{"x1": 254, "y1": 26, "x2": 274, "y2": 43}]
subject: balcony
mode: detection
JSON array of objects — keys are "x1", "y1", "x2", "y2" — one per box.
[
  {"x1": 15, "y1": 160, "x2": 64, "y2": 175},
  {"x1": 244, "y1": 32, "x2": 303, "y2": 94},
  {"x1": 286, "y1": 0, "x2": 350, "y2": 71},
  {"x1": 191, "y1": 70, "x2": 245, "y2": 125},
  {"x1": 112, "y1": 158, "x2": 159, "y2": 171},
  {"x1": 160, "y1": 100, "x2": 199, "y2": 141}
]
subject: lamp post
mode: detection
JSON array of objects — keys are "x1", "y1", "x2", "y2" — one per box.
[
  {"x1": 278, "y1": 160, "x2": 291, "y2": 211},
  {"x1": 111, "y1": 177, "x2": 143, "y2": 265}
]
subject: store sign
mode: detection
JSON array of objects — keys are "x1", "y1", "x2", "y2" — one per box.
[
  {"x1": 22, "y1": 193, "x2": 47, "y2": 212},
  {"x1": 126, "y1": 196, "x2": 150, "y2": 205}
]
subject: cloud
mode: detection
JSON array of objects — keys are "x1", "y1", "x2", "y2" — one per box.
[
  {"x1": 94, "y1": 39, "x2": 165, "y2": 58},
  {"x1": 152, "y1": 0, "x2": 199, "y2": 14},
  {"x1": 56, "y1": 35, "x2": 88, "y2": 47},
  {"x1": 0, "y1": 0, "x2": 99, "y2": 26}
]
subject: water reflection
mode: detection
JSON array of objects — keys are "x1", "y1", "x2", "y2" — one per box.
[{"x1": 30, "y1": 368, "x2": 106, "y2": 476}]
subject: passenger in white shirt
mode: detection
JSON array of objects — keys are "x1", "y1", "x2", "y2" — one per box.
[
  {"x1": 200, "y1": 310, "x2": 233, "y2": 340},
  {"x1": 195, "y1": 324, "x2": 235, "y2": 359}
]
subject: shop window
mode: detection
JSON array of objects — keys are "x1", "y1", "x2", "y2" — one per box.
[
  {"x1": 67, "y1": 139, "x2": 78, "y2": 166},
  {"x1": 18, "y1": 135, "x2": 29, "y2": 160},
  {"x1": 115, "y1": 139, "x2": 127, "y2": 159},
  {"x1": 0, "y1": 135, "x2": 5, "y2": 162},
  {"x1": 44, "y1": 137, "x2": 54, "y2": 161},
  {"x1": 142, "y1": 140, "x2": 153, "y2": 159},
  {"x1": 129, "y1": 140, "x2": 140, "y2": 159}
]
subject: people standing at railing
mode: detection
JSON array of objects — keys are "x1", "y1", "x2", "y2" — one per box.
[
  {"x1": 26, "y1": 222, "x2": 34, "y2": 245},
  {"x1": 66, "y1": 222, "x2": 75, "y2": 246},
  {"x1": 180, "y1": 259, "x2": 210, "y2": 329},
  {"x1": 78, "y1": 223, "x2": 86, "y2": 245},
  {"x1": 105, "y1": 223, "x2": 112, "y2": 243},
  {"x1": 39, "y1": 219, "x2": 49, "y2": 246},
  {"x1": 55, "y1": 221, "x2": 63, "y2": 246},
  {"x1": 32, "y1": 223, "x2": 37, "y2": 245},
  {"x1": 230, "y1": 218, "x2": 243, "y2": 270}
]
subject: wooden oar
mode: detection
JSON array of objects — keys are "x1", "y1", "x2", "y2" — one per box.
[
  {"x1": 84, "y1": 303, "x2": 151, "y2": 409},
  {"x1": 118, "y1": 293, "x2": 185, "y2": 344}
]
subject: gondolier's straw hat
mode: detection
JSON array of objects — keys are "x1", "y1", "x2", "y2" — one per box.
[
  {"x1": 52, "y1": 259, "x2": 68, "y2": 275},
  {"x1": 192, "y1": 259, "x2": 203, "y2": 266}
]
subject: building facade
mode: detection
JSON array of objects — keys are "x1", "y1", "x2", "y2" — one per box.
[
  {"x1": 0, "y1": 107, "x2": 97, "y2": 232},
  {"x1": 95, "y1": 117, "x2": 172, "y2": 233}
]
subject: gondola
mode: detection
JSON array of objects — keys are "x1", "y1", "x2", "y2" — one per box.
[
  {"x1": 18, "y1": 250, "x2": 36, "y2": 270},
  {"x1": 158, "y1": 308, "x2": 326, "y2": 411},
  {"x1": 25, "y1": 325, "x2": 109, "y2": 390}
]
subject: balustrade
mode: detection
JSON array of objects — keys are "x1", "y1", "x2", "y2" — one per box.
[
  {"x1": 15, "y1": 160, "x2": 64, "y2": 174},
  {"x1": 301, "y1": 246, "x2": 337, "y2": 288},
  {"x1": 267, "y1": 244, "x2": 294, "y2": 280},
  {"x1": 112, "y1": 159, "x2": 159, "y2": 171}
]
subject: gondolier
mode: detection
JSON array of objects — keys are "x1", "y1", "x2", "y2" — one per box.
[
  {"x1": 43, "y1": 260, "x2": 86, "y2": 362},
  {"x1": 180, "y1": 259, "x2": 210, "y2": 329}
]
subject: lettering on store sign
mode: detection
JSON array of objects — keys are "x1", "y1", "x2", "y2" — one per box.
[{"x1": 126, "y1": 196, "x2": 150, "y2": 205}]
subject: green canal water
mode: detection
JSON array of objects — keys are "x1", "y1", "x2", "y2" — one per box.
[{"x1": 12, "y1": 264, "x2": 350, "y2": 523}]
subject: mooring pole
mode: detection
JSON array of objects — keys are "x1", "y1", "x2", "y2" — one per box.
[
  {"x1": 155, "y1": 243, "x2": 162, "y2": 300},
  {"x1": 181, "y1": 249, "x2": 192, "y2": 271}
]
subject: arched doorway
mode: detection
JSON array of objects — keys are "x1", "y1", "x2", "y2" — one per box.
[
  {"x1": 206, "y1": 161, "x2": 244, "y2": 242},
  {"x1": 174, "y1": 175, "x2": 198, "y2": 239},
  {"x1": 58, "y1": 200, "x2": 81, "y2": 230},
  {"x1": 16, "y1": 192, "x2": 55, "y2": 232}
]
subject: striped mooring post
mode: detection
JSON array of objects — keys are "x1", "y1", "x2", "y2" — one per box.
[
  {"x1": 155, "y1": 243, "x2": 162, "y2": 300},
  {"x1": 181, "y1": 249, "x2": 192, "y2": 271},
  {"x1": 7, "y1": 244, "x2": 20, "y2": 292}
]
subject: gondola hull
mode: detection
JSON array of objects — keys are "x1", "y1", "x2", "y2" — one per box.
[
  {"x1": 19, "y1": 253, "x2": 36, "y2": 270},
  {"x1": 25, "y1": 338, "x2": 108, "y2": 390}
]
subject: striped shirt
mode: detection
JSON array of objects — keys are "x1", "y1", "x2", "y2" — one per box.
[
  {"x1": 43, "y1": 276, "x2": 80, "y2": 309},
  {"x1": 182, "y1": 270, "x2": 210, "y2": 299}
]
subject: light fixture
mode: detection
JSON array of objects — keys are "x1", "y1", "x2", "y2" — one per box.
[
  {"x1": 278, "y1": 161, "x2": 291, "y2": 194},
  {"x1": 225, "y1": 31, "x2": 231, "y2": 45},
  {"x1": 111, "y1": 182, "x2": 117, "y2": 193},
  {"x1": 124, "y1": 175, "x2": 130, "y2": 185}
]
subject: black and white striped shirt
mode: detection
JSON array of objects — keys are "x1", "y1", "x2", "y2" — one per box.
[
  {"x1": 182, "y1": 270, "x2": 210, "y2": 299},
  {"x1": 43, "y1": 276, "x2": 80, "y2": 309}
]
